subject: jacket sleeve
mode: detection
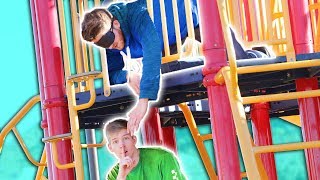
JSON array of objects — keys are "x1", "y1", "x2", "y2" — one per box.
[
  {"x1": 129, "y1": 7, "x2": 162, "y2": 101},
  {"x1": 106, "y1": 50, "x2": 128, "y2": 85}
]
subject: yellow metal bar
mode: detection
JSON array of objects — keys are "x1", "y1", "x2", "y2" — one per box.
[
  {"x1": 100, "y1": 49, "x2": 111, "y2": 97},
  {"x1": 315, "y1": 10, "x2": 320, "y2": 52},
  {"x1": 200, "y1": 134, "x2": 212, "y2": 141},
  {"x1": 272, "y1": 12, "x2": 283, "y2": 19},
  {"x1": 0, "y1": 95, "x2": 40, "y2": 152},
  {"x1": 243, "y1": 89, "x2": 320, "y2": 105},
  {"x1": 259, "y1": 0, "x2": 267, "y2": 40},
  {"x1": 81, "y1": 138, "x2": 107, "y2": 148},
  {"x1": 79, "y1": 1, "x2": 89, "y2": 74},
  {"x1": 248, "y1": 0, "x2": 258, "y2": 41},
  {"x1": 215, "y1": 59, "x2": 320, "y2": 85},
  {"x1": 216, "y1": 0, "x2": 238, "y2": 98},
  {"x1": 184, "y1": 0, "x2": 195, "y2": 40},
  {"x1": 35, "y1": 148, "x2": 47, "y2": 180},
  {"x1": 239, "y1": 0, "x2": 248, "y2": 40},
  {"x1": 221, "y1": 67, "x2": 268, "y2": 179},
  {"x1": 255, "y1": 1, "x2": 263, "y2": 41},
  {"x1": 40, "y1": 176, "x2": 48, "y2": 180},
  {"x1": 231, "y1": 0, "x2": 242, "y2": 36},
  {"x1": 83, "y1": 0, "x2": 95, "y2": 71},
  {"x1": 57, "y1": 0, "x2": 71, "y2": 78},
  {"x1": 159, "y1": 0, "x2": 170, "y2": 56},
  {"x1": 12, "y1": 127, "x2": 46, "y2": 167},
  {"x1": 266, "y1": 0, "x2": 273, "y2": 41},
  {"x1": 70, "y1": 0, "x2": 84, "y2": 74},
  {"x1": 178, "y1": 103, "x2": 217, "y2": 180},
  {"x1": 281, "y1": 0, "x2": 296, "y2": 61},
  {"x1": 94, "y1": 0, "x2": 100, "y2": 6},
  {"x1": 147, "y1": 0, "x2": 154, "y2": 21},
  {"x1": 73, "y1": 78, "x2": 96, "y2": 111},
  {"x1": 253, "y1": 140, "x2": 320, "y2": 153},
  {"x1": 172, "y1": 0, "x2": 182, "y2": 55},
  {"x1": 309, "y1": 3, "x2": 320, "y2": 10},
  {"x1": 238, "y1": 59, "x2": 320, "y2": 74},
  {"x1": 245, "y1": 38, "x2": 287, "y2": 46},
  {"x1": 241, "y1": 172, "x2": 247, "y2": 178},
  {"x1": 161, "y1": 54, "x2": 180, "y2": 64},
  {"x1": 66, "y1": 81, "x2": 84, "y2": 180},
  {"x1": 51, "y1": 141, "x2": 75, "y2": 169}
]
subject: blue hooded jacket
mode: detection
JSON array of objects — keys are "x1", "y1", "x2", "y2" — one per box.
[{"x1": 104, "y1": 0, "x2": 199, "y2": 100}]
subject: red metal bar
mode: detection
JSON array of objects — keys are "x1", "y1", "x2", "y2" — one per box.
[
  {"x1": 251, "y1": 103, "x2": 277, "y2": 180},
  {"x1": 243, "y1": 0, "x2": 253, "y2": 41},
  {"x1": 140, "y1": 108, "x2": 178, "y2": 153},
  {"x1": 32, "y1": 0, "x2": 74, "y2": 179},
  {"x1": 141, "y1": 108, "x2": 163, "y2": 145},
  {"x1": 162, "y1": 127, "x2": 177, "y2": 153},
  {"x1": 198, "y1": 0, "x2": 241, "y2": 179},
  {"x1": 296, "y1": 78, "x2": 320, "y2": 180},
  {"x1": 288, "y1": 0, "x2": 314, "y2": 53}
]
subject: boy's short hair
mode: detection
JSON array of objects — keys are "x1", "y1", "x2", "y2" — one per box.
[
  {"x1": 104, "y1": 119, "x2": 128, "y2": 137},
  {"x1": 81, "y1": 8, "x2": 112, "y2": 41}
]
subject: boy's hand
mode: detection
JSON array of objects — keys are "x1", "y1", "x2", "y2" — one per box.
[
  {"x1": 117, "y1": 149, "x2": 135, "y2": 180},
  {"x1": 127, "y1": 98, "x2": 149, "y2": 135}
]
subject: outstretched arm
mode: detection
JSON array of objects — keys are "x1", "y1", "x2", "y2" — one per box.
[{"x1": 127, "y1": 6, "x2": 162, "y2": 135}]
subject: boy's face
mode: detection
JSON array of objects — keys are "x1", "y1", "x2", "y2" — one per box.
[
  {"x1": 107, "y1": 129, "x2": 137, "y2": 159},
  {"x1": 92, "y1": 20, "x2": 125, "y2": 50}
]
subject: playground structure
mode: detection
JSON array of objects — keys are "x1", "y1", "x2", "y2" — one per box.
[{"x1": 1, "y1": 0, "x2": 320, "y2": 179}]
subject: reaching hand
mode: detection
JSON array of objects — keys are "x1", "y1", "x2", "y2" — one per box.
[
  {"x1": 117, "y1": 149, "x2": 136, "y2": 180},
  {"x1": 127, "y1": 72, "x2": 141, "y2": 96},
  {"x1": 127, "y1": 98, "x2": 149, "y2": 136}
]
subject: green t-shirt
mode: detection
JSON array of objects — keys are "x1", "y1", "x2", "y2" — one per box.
[{"x1": 107, "y1": 147, "x2": 186, "y2": 180}]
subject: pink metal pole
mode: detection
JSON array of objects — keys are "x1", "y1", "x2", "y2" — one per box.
[
  {"x1": 32, "y1": 0, "x2": 74, "y2": 179},
  {"x1": 296, "y1": 78, "x2": 320, "y2": 180},
  {"x1": 251, "y1": 103, "x2": 277, "y2": 180},
  {"x1": 198, "y1": 0, "x2": 241, "y2": 179},
  {"x1": 30, "y1": 1, "x2": 53, "y2": 179},
  {"x1": 289, "y1": 1, "x2": 319, "y2": 179},
  {"x1": 288, "y1": 0, "x2": 314, "y2": 53}
]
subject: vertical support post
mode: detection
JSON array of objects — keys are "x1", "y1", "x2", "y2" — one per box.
[
  {"x1": 198, "y1": 0, "x2": 240, "y2": 179},
  {"x1": 141, "y1": 108, "x2": 163, "y2": 145},
  {"x1": 85, "y1": 129, "x2": 100, "y2": 180},
  {"x1": 296, "y1": 78, "x2": 320, "y2": 180},
  {"x1": 289, "y1": 1, "x2": 318, "y2": 179},
  {"x1": 140, "y1": 108, "x2": 177, "y2": 152},
  {"x1": 162, "y1": 127, "x2": 177, "y2": 153},
  {"x1": 288, "y1": 0, "x2": 314, "y2": 53},
  {"x1": 251, "y1": 103, "x2": 277, "y2": 180},
  {"x1": 243, "y1": 0, "x2": 253, "y2": 41},
  {"x1": 30, "y1": 0, "x2": 53, "y2": 179},
  {"x1": 32, "y1": 0, "x2": 74, "y2": 179}
]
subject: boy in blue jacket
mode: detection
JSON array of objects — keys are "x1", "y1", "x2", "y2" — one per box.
[{"x1": 81, "y1": 0, "x2": 264, "y2": 135}]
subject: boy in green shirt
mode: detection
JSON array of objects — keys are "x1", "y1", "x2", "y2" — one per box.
[{"x1": 104, "y1": 119, "x2": 186, "y2": 180}]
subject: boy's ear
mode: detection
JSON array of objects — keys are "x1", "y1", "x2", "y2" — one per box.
[
  {"x1": 107, "y1": 143, "x2": 113, "y2": 152},
  {"x1": 133, "y1": 136, "x2": 137, "y2": 145},
  {"x1": 113, "y1": 20, "x2": 120, "y2": 28}
]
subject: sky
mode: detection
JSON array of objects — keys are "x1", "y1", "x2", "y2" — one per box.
[{"x1": 0, "y1": 0, "x2": 308, "y2": 180}]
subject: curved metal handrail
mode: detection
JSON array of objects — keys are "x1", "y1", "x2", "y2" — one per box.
[
  {"x1": 0, "y1": 95, "x2": 46, "y2": 167},
  {"x1": 0, "y1": 95, "x2": 40, "y2": 151}
]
